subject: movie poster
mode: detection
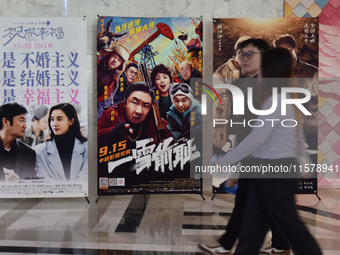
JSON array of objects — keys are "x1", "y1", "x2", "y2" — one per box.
[
  {"x1": 97, "y1": 16, "x2": 203, "y2": 195},
  {"x1": 0, "y1": 18, "x2": 88, "y2": 198},
  {"x1": 212, "y1": 18, "x2": 319, "y2": 195}
]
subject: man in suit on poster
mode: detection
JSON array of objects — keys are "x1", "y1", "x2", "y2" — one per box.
[{"x1": 0, "y1": 102, "x2": 36, "y2": 182}]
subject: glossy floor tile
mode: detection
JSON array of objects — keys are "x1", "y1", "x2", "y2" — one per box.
[{"x1": 0, "y1": 189, "x2": 340, "y2": 254}]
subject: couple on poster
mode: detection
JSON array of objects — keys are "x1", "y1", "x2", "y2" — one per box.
[{"x1": 0, "y1": 102, "x2": 87, "y2": 183}]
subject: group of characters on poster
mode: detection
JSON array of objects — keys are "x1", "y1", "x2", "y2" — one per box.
[
  {"x1": 212, "y1": 18, "x2": 319, "y2": 193},
  {"x1": 96, "y1": 17, "x2": 203, "y2": 192}
]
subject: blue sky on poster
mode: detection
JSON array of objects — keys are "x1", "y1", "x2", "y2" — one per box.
[{"x1": 98, "y1": 16, "x2": 201, "y2": 66}]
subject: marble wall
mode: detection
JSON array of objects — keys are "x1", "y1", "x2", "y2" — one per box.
[{"x1": 0, "y1": 0, "x2": 284, "y2": 199}]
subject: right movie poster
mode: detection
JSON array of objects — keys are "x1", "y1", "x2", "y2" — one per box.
[
  {"x1": 212, "y1": 18, "x2": 319, "y2": 195},
  {"x1": 285, "y1": 1, "x2": 340, "y2": 189}
]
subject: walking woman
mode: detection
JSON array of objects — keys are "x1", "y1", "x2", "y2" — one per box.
[{"x1": 218, "y1": 48, "x2": 322, "y2": 255}]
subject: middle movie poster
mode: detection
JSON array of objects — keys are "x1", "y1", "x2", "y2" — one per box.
[{"x1": 97, "y1": 16, "x2": 203, "y2": 195}]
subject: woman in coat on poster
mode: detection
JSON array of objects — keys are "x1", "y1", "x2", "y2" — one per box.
[
  {"x1": 97, "y1": 44, "x2": 130, "y2": 120},
  {"x1": 216, "y1": 48, "x2": 322, "y2": 255},
  {"x1": 34, "y1": 103, "x2": 88, "y2": 182}
]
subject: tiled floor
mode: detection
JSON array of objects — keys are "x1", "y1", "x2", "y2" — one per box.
[{"x1": 0, "y1": 188, "x2": 339, "y2": 254}]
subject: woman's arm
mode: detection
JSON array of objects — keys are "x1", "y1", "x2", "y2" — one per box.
[{"x1": 218, "y1": 96, "x2": 282, "y2": 166}]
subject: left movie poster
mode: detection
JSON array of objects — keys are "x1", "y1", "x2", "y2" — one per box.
[
  {"x1": 0, "y1": 18, "x2": 88, "y2": 198},
  {"x1": 97, "y1": 16, "x2": 203, "y2": 195}
]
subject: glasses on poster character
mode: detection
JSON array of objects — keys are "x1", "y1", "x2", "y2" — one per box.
[
  {"x1": 171, "y1": 83, "x2": 192, "y2": 95},
  {"x1": 237, "y1": 51, "x2": 261, "y2": 60}
]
